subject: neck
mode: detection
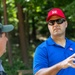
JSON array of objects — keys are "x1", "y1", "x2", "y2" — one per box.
[{"x1": 51, "y1": 35, "x2": 66, "y2": 47}]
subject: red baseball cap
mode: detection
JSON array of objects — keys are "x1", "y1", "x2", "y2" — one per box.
[{"x1": 46, "y1": 8, "x2": 66, "y2": 22}]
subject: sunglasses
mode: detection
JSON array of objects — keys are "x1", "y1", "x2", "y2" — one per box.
[{"x1": 48, "y1": 18, "x2": 66, "y2": 26}]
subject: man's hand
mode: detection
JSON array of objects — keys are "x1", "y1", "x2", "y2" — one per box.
[{"x1": 60, "y1": 53, "x2": 75, "y2": 69}]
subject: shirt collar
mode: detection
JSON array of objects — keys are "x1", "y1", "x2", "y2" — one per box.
[
  {"x1": 65, "y1": 38, "x2": 73, "y2": 48},
  {"x1": 46, "y1": 36, "x2": 73, "y2": 47},
  {"x1": 46, "y1": 36, "x2": 56, "y2": 45}
]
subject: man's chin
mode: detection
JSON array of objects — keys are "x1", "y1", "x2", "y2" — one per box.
[{"x1": 53, "y1": 33, "x2": 63, "y2": 36}]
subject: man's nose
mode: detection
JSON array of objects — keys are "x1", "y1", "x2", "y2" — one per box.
[{"x1": 54, "y1": 22, "x2": 58, "y2": 26}]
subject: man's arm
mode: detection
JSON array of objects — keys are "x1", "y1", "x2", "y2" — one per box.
[
  {"x1": 35, "y1": 62, "x2": 62, "y2": 75},
  {"x1": 35, "y1": 53, "x2": 75, "y2": 75}
]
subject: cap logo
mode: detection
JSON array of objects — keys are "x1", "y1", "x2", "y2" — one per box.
[{"x1": 52, "y1": 11, "x2": 57, "y2": 14}]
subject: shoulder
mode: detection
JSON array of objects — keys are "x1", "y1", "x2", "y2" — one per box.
[
  {"x1": 36, "y1": 37, "x2": 50, "y2": 50},
  {"x1": 66, "y1": 38, "x2": 75, "y2": 48},
  {"x1": 36, "y1": 37, "x2": 52, "y2": 48},
  {"x1": 35, "y1": 41, "x2": 47, "y2": 52},
  {"x1": 34, "y1": 38, "x2": 50, "y2": 55},
  {"x1": 67, "y1": 38, "x2": 75, "y2": 44}
]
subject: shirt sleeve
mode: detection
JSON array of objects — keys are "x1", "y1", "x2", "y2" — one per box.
[{"x1": 33, "y1": 46, "x2": 48, "y2": 75}]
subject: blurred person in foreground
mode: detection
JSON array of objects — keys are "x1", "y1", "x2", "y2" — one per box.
[
  {"x1": 33, "y1": 8, "x2": 75, "y2": 75},
  {"x1": 0, "y1": 23, "x2": 14, "y2": 75}
]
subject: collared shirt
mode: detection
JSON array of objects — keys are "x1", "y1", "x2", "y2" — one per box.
[
  {"x1": 33, "y1": 37, "x2": 75, "y2": 75},
  {"x1": 0, "y1": 59, "x2": 4, "y2": 71}
]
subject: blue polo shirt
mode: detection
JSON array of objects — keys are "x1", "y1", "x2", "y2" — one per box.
[{"x1": 33, "y1": 37, "x2": 75, "y2": 75}]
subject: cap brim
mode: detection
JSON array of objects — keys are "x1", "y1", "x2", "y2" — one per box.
[
  {"x1": 2, "y1": 25, "x2": 14, "y2": 32},
  {"x1": 46, "y1": 14, "x2": 65, "y2": 22}
]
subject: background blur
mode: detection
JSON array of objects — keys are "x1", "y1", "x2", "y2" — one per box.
[{"x1": 0, "y1": 0, "x2": 75, "y2": 75}]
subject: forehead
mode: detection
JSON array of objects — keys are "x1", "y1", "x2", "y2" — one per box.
[{"x1": 49, "y1": 15, "x2": 62, "y2": 20}]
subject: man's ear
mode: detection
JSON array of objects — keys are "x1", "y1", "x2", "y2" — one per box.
[
  {"x1": 65, "y1": 21, "x2": 68, "y2": 28},
  {"x1": 48, "y1": 24, "x2": 50, "y2": 29}
]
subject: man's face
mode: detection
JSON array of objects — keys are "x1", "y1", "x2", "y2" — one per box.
[
  {"x1": 48, "y1": 15, "x2": 67, "y2": 36},
  {"x1": 0, "y1": 33, "x2": 8, "y2": 57}
]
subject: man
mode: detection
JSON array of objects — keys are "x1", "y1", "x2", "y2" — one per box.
[
  {"x1": 33, "y1": 8, "x2": 75, "y2": 75},
  {"x1": 0, "y1": 23, "x2": 14, "y2": 75}
]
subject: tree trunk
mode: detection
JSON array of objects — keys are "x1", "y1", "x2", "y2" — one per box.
[
  {"x1": 2, "y1": 0, "x2": 13, "y2": 66},
  {"x1": 32, "y1": 17, "x2": 36, "y2": 41},
  {"x1": 17, "y1": 4, "x2": 29, "y2": 66},
  {"x1": 24, "y1": 11, "x2": 29, "y2": 49}
]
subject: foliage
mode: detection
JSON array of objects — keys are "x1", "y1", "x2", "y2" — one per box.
[
  {"x1": 65, "y1": 1, "x2": 75, "y2": 21},
  {"x1": 0, "y1": 0, "x2": 75, "y2": 75}
]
